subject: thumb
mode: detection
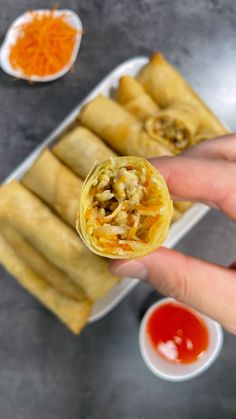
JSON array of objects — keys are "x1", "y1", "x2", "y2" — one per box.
[{"x1": 109, "y1": 247, "x2": 236, "y2": 333}]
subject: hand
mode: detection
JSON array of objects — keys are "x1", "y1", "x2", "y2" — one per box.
[{"x1": 109, "y1": 135, "x2": 236, "y2": 333}]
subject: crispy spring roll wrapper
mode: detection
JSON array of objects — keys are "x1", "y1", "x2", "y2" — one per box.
[
  {"x1": 193, "y1": 130, "x2": 217, "y2": 144},
  {"x1": 116, "y1": 76, "x2": 159, "y2": 121},
  {"x1": 145, "y1": 102, "x2": 200, "y2": 154},
  {"x1": 0, "y1": 181, "x2": 119, "y2": 300},
  {"x1": 53, "y1": 126, "x2": 117, "y2": 179},
  {"x1": 0, "y1": 234, "x2": 92, "y2": 334},
  {"x1": 173, "y1": 201, "x2": 192, "y2": 212},
  {"x1": 172, "y1": 208, "x2": 182, "y2": 223},
  {"x1": 77, "y1": 156, "x2": 173, "y2": 259},
  {"x1": 0, "y1": 223, "x2": 85, "y2": 301},
  {"x1": 22, "y1": 149, "x2": 82, "y2": 227},
  {"x1": 79, "y1": 95, "x2": 172, "y2": 158},
  {"x1": 138, "y1": 53, "x2": 227, "y2": 135}
]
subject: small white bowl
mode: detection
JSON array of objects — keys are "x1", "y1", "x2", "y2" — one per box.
[
  {"x1": 139, "y1": 298, "x2": 223, "y2": 382},
  {"x1": 0, "y1": 9, "x2": 83, "y2": 82}
]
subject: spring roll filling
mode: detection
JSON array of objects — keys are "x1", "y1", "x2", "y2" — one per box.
[
  {"x1": 152, "y1": 116, "x2": 190, "y2": 150},
  {"x1": 85, "y1": 161, "x2": 165, "y2": 256}
]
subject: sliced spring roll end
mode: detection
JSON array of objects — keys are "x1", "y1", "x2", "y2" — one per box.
[
  {"x1": 138, "y1": 52, "x2": 228, "y2": 136},
  {"x1": 145, "y1": 116, "x2": 192, "y2": 153},
  {"x1": 145, "y1": 103, "x2": 199, "y2": 154},
  {"x1": 77, "y1": 156, "x2": 173, "y2": 259}
]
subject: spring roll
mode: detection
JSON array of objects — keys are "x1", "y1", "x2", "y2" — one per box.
[
  {"x1": 172, "y1": 208, "x2": 182, "y2": 223},
  {"x1": 193, "y1": 130, "x2": 217, "y2": 144},
  {"x1": 145, "y1": 102, "x2": 199, "y2": 154},
  {"x1": 138, "y1": 53, "x2": 227, "y2": 135},
  {"x1": 22, "y1": 149, "x2": 82, "y2": 227},
  {"x1": 53, "y1": 126, "x2": 117, "y2": 179},
  {"x1": 0, "y1": 223, "x2": 85, "y2": 301},
  {"x1": 77, "y1": 156, "x2": 173, "y2": 259},
  {"x1": 173, "y1": 201, "x2": 192, "y2": 212},
  {"x1": 0, "y1": 181, "x2": 119, "y2": 300},
  {"x1": 79, "y1": 95, "x2": 172, "y2": 158},
  {"x1": 116, "y1": 76, "x2": 159, "y2": 121},
  {"x1": 0, "y1": 234, "x2": 92, "y2": 334}
]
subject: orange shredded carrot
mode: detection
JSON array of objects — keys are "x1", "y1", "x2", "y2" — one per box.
[
  {"x1": 120, "y1": 244, "x2": 132, "y2": 251},
  {"x1": 100, "y1": 241, "x2": 119, "y2": 249},
  {"x1": 142, "y1": 215, "x2": 160, "y2": 229},
  {"x1": 9, "y1": 10, "x2": 79, "y2": 77},
  {"x1": 85, "y1": 208, "x2": 92, "y2": 221},
  {"x1": 134, "y1": 204, "x2": 161, "y2": 212},
  {"x1": 102, "y1": 243, "x2": 132, "y2": 252}
]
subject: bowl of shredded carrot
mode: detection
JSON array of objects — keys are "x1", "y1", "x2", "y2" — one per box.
[{"x1": 0, "y1": 9, "x2": 82, "y2": 82}]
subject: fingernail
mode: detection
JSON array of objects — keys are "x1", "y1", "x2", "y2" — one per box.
[{"x1": 111, "y1": 261, "x2": 148, "y2": 280}]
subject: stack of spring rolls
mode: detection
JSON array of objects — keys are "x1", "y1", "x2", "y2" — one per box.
[
  {"x1": 0, "y1": 52, "x2": 228, "y2": 334},
  {"x1": 0, "y1": 139, "x2": 119, "y2": 334},
  {"x1": 78, "y1": 53, "x2": 227, "y2": 220}
]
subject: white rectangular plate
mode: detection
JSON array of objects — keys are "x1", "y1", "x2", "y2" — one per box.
[{"x1": 3, "y1": 57, "x2": 210, "y2": 322}]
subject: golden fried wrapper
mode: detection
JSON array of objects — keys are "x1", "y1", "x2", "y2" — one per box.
[
  {"x1": 138, "y1": 52, "x2": 227, "y2": 135},
  {"x1": 22, "y1": 149, "x2": 83, "y2": 227},
  {"x1": 79, "y1": 95, "x2": 172, "y2": 158},
  {"x1": 193, "y1": 130, "x2": 218, "y2": 144},
  {"x1": 53, "y1": 126, "x2": 117, "y2": 179},
  {"x1": 0, "y1": 181, "x2": 119, "y2": 300},
  {"x1": 0, "y1": 233, "x2": 92, "y2": 334},
  {"x1": 116, "y1": 75, "x2": 159, "y2": 121}
]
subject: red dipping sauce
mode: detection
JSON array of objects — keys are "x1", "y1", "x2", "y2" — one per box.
[{"x1": 147, "y1": 302, "x2": 209, "y2": 364}]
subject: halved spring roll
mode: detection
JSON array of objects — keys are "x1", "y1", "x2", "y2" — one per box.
[
  {"x1": 116, "y1": 81, "x2": 193, "y2": 213},
  {"x1": 0, "y1": 181, "x2": 119, "y2": 300},
  {"x1": 0, "y1": 223, "x2": 85, "y2": 301},
  {"x1": 138, "y1": 52, "x2": 227, "y2": 135},
  {"x1": 79, "y1": 95, "x2": 172, "y2": 158},
  {"x1": 77, "y1": 156, "x2": 173, "y2": 259},
  {"x1": 0, "y1": 233, "x2": 92, "y2": 334},
  {"x1": 53, "y1": 126, "x2": 117, "y2": 179},
  {"x1": 116, "y1": 75, "x2": 159, "y2": 121},
  {"x1": 145, "y1": 102, "x2": 200, "y2": 154},
  {"x1": 22, "y1": 149, "x2": 83, "y2": 227}
]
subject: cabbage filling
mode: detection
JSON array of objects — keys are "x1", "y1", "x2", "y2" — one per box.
[
  {"x1": 85, "y1": 163, "x2": 164, "y2": 256},
  {"x1": 154, "y1": 116, "x2": 190, "y2": 150}
]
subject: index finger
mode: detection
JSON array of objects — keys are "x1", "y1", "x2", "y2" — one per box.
[
  {"x1": 150, "y1": 156, "x2": 236, "y2": 220},
  {"x1": 183, "y1": 134, "x2": 236, "y2": 161}
]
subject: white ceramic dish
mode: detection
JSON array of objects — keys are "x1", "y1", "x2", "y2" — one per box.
[
  {"x1": 0, "y1": 9, "x2": 83, "y2": 82},
  {"x1": 139, "y1": 298, "x2": 223, "y2": 381},
  {"x1": 2, "y1": 57, "x2": 214, "y2": 322}
]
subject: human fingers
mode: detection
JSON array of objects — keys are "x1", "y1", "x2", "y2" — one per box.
[
  {"x1": 183, "y1": 134, "x2": 236, "y2": 161},
  {"x1": 110, "y1": 247, "x2": 236, "y2": 333},
  {"x1": 150, "y1": 156, "x2": 236, "y2": 219}
]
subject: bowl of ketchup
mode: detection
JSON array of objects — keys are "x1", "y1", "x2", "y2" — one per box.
[{"x1": 139, "y1": 298, "x2": 223, "y2": 381}]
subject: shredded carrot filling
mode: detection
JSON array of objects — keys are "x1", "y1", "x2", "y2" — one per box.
[
  {"x1": 85, "y1": 161, "x2": 164, "y2": 256},
  {"x1": 9, "y1": 10, "x2": 78, "y2": 77}
]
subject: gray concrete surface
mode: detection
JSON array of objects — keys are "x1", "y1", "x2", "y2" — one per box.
[{"x1": 1, "y1": 1, "x2": 236, "y2": 418}]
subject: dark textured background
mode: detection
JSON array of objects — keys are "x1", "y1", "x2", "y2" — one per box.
[{"x1": 1, "y1": 1, "x2": 236, "y2": 418}]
